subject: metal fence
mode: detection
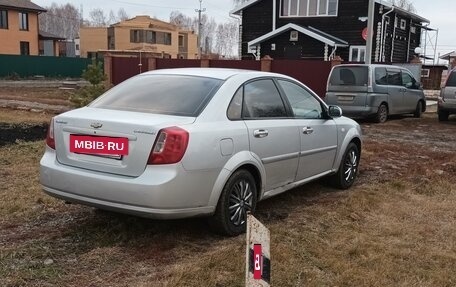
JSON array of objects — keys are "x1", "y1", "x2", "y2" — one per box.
[
  {"x1": 0, "y1": 54, "x2": 93, "y2": 78},
  {"x1": 109, "y1": 57, "x2": 333, "y2": 98}
]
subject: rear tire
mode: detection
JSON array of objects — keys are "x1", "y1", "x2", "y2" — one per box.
[
  {"x1": 329, "y1": 143, "x2": 360, "y2": 190},
  {"x1": 375, "y1": 104, "x2": 388, "y2": 123},
  {"x1": 414, "y1": 101, "x2": 423, "y2": 118},
  {"x1": 208, "y1": 169, "x2": 257, "y2": 236},
  {"x1": 438, "y1": 110, "x2": 449, "y2": 121}
]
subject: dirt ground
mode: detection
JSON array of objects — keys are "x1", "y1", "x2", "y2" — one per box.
[{"x1": 1, "y1": 98, "x2": 456, "y2": 286}]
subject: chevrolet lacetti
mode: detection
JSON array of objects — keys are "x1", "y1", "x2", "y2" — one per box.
[{"x1": 40, "y1": 68, "x2": 362, "y2": 236}]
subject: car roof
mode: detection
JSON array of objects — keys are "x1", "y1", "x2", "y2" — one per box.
[
  {"x1": 333, "y1": 64, "x2": 406, "y2": 70},
  {"x1": 142, "y1": 67, "x2": 289, "y2": 81}
]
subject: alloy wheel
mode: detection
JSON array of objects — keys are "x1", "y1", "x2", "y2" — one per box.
[
  {"x1": 228, "y1": 179, "x2": 253, "y2": 226},
  {"x1": 344, "y1": 149, "x2": 358, "y2": 183}
]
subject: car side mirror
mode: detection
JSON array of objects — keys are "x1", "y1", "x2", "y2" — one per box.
[{"x1": 328, "y1": 106, "x2": 343, "y2": 118}]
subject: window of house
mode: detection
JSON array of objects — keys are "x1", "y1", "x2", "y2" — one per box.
[
  {"x1": 130, "y1": 30, "x2": 142, "y2": 43},
  {"x1": 19, "y1": 12, "x2": 28, "y2": 30},
  {"x1": 410, "y1": 26, "x2": 416, "y2": 34},
  {"x1": 349, "y1": 46, "x2": 366, "y2": 62},
  {"x1": 20, "y1": 41, "x2": 29, "y2": 55},
  {"x1": 178, "y1": 35, "x2": 184, "y2": 47},
  {"x1": 0, "y1": 10, "x2": 7, "y2": 29},
  {"x1": 146, "y1": 31, "x2": 156, "y2": 43},
  {"x1": 421, "y1": 68, "x2": 430, "y2": 78},
  {"x1": 282, "y1": 0, "x2": 338, "y2": 17},
  {"x1": 400, "y1": 19, "x2": 407, "y2": 30},
  {"x1": 164, "y1": 33, "x2": 171, "y2": 45}
]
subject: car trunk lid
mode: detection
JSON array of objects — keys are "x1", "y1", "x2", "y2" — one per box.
[{"x1": 54, "y1": 107, "x2": 195, "y2": 177}]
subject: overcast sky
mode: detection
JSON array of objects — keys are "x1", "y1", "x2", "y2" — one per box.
[{"x1": 33, "y1": 0, "x2": 455, "y2": 62}]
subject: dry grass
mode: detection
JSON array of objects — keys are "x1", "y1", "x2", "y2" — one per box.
[
  {"x1": 0, "y1": 108, "x2": 53, "y2": 124},
  {"x1": 1, "y1": 114, "x2": 456, "y2": 286},
  {"x1": 0, "y1": 87, "x2": 71, "y2": 106}
]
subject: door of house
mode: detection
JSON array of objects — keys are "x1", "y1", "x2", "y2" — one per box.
[{"x1": 284, "y1": 45, "x2": 302, "y2": 59}]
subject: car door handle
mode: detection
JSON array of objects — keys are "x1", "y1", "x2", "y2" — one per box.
[
  {"x1": 303, "y1": 127, "x2": 314, "y2": 135},
  {"x1": 400, "y1": 88, "x2": 407, "y2": 92},
  {"x1": 253, "y1": 129, "x2": 269, "y2": 138}
]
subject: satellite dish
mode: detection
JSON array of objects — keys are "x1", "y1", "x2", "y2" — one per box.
[{"x1": 414, "y1": 47, "x2": 422, "y2": 55}]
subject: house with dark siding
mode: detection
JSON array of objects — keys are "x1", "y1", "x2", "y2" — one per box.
[{"x1": 231, "y1": 0, "x2": 430, "y2": 63}]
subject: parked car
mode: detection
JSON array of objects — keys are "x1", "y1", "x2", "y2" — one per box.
[
  {"x1": 325, "y1": 64, "x2": 426, "y2": 123},
  {"x1": 40, "y1": 68, "x2": 362, "y2": 236},
  {"x1": 438, "y1": 68, "x2": 456, "y2": 121}
]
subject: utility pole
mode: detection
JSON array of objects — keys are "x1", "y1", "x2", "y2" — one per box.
[
  {"x1": 365, "y1": 0, "x2": 375, "y2": 64},
  {"x1": 195, "y1": 0, "x2": 206, "y2": 59}
]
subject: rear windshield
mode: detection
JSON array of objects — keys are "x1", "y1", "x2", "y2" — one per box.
[
  {"x1": 90, "y1": 75, "x2": 223, "y2": 117},
  {"x1": 329, "y1": 66, "x2": 368, "y2": 86},
  {"x1": 446, "y1": 71, "x2": 456, "y2": 87}
]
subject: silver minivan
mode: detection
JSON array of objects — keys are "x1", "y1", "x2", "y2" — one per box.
[
  {"x1": 325, "y1": 64, "x2": 426, "y2": 123},
  {"x1": 438, "y1": 68, "x2": 456, "y2": 121}
]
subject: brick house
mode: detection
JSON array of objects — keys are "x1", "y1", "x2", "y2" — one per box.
[
  {"x1": 0, "y1": 0, "x2": 46, "y2": 55},
  {"x1": 80, "y1": 16, "x2": 198, "y2": 59}
]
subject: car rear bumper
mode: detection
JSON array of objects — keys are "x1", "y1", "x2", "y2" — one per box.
[
  {"x1": 438, "y1": 101, "x2": 456, "y2": 113},
  {"x1": 40, "y1": 147, "x2": 217, "y2": 219},
  {"x1": 337, "y1": 105, "x2": 378, "y2": 118}
]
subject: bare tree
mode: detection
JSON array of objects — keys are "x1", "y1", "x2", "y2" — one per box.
[
  {"x1": 170, "y1": 10, "x2": 193, "y2": 30},
  {"x1": 117, "y1": 8, "x2": 129, "y2": 21},
  {"x1": 89, "y1": 8, "x2": 107, "y2": 27},
  {"x1": 389, "y1": 0, "x2": 416, "y2": 12},
  {"x1": 232, "y1": 0, "x2": 249, "y2": 5},
  {"x1": 39, "y1": 2, "x2": 80, "y2": 39},
  {"x1": 215, "y1": 20, "x2": 239, "y2": 58}
]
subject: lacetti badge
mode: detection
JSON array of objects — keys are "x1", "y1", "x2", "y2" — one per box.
[{"x1": 70, "y1": 135, "x2": 128, "y2": 156}]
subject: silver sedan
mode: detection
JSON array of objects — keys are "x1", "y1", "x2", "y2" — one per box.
[{"x1": 40, "y1": 68, "x2": 362, "y2": 236}]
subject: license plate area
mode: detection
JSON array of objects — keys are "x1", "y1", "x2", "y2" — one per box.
[
  {"x1": 69, "y1": 135, "x2": 129, "y2": 158},
  {"x1": 338, "y1": 95, "x2": 355, "y2": 101}
]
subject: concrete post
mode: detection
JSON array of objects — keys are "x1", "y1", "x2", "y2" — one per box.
[
  {"x1": 148, "y1": 57, "x2": 157, "y2": 71},
  {"x1": 103, "y1": 54, "x2": 112, "y2": 86},
  {"x1": 331, "y1": 56, "x2": 343, "y2": 68},
  {"x1": 201, "y1": 59, "x2": 210, "y2": 68}
]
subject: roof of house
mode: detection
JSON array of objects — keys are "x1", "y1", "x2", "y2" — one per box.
[
  {"x1": 231, "y1": 0, "x2": 429, "y2": 23},
  {"x1": 248, "y1": 23, "x2": 349, "y2": 48},
  {"x1": 0, "y1": 0, "x2": 46, "y2": 12},
  {"x1": 440, "y1": 51, "x2": 456, "y2": 60},
  {"x1": 111, "y1": 15, "x2": 177, "y2": 31},
  {"x1": 39, "y1": 30, "x2": 65, "y2": 40}
]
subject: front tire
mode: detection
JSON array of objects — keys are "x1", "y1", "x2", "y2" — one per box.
[
  {"x1": 208, "y1": 169, "x2": 257, "y2": 236},
  {"x1": 375, "y1": 104, "x2": 388, "y2": 123},
  {"x1": 329, "y1": 143, "x2": 360, "y2": 189},
  {"x1": 414, "y1": 101, "x2": 423, "y2": 118}
]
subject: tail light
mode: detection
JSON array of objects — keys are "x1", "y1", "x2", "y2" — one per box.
[
  {"x1": 46, "y1": 118, "x2": 55, "y2": 149},
  {"x1": 147, "y1": 127, "x2": 189, "y2": 165}
]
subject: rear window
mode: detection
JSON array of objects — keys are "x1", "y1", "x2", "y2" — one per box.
[
  {"x1": 90, "y1": 75, "x2": 223, "y2": 117},
  {"x1": 329, "y1": 66, "x2": 368, "y2": 86},
  {"x1": 446, "y1": 71, "x2": 456, "y2": 87}
]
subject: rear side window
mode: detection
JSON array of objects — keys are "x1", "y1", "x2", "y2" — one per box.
[
  {"x1": 387, "y1": 70, "x2": 402, "y2": 86},
  {"x1": 90, "y1": 75, "x2": 223, "y2": 117},
  {"x1": 446, "y1": 71, "x2": 456, "y2": 87},
  {"x1": 329, "y1": 66, "x2": 368, "y2": 86},
  {"x1": 375, "y1": 68, "x2": 388, "y2": 85},
  {"x1": 243, "y1": 79, "x2": 287, "y2": 118}
]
